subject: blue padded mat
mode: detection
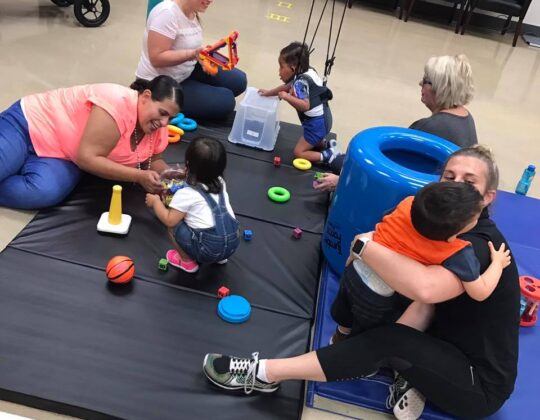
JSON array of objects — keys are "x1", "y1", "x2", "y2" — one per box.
[{"x1": 307, "y1": 191, "x2": 540, "y2": 419}]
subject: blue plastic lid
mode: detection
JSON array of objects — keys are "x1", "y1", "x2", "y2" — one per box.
[
  {"x1": 217, "y1": 295, "x2": 251, "y2": 323},
  {"x1": 527, "y1": 164, "x2": 536, "y2": 171}
]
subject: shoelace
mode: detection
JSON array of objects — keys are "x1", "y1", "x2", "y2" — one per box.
[
  {"x1": 229, "y1": 352, "x2": 259, "y2": 395},
  {"x1": 385, "y1": 375, "x2": 409, "y2": 409}
]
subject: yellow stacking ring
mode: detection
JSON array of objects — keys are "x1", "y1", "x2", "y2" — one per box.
[
  {"x1": 168, "y1": 125, "x2": 184, "y2": 135},
  {"x1": 292, "y1": 158, "x2": 312, "y2": 171},
  {"x1": 167, "y1": 125, "x2": 184, "y2": 143}
]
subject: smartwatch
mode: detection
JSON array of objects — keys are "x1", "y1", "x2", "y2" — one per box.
[{"x1": 351, "y1": 237, "x2": 370, "y2": 258}]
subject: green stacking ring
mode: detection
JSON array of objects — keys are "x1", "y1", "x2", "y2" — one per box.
[{"x1": 268, "y1": 186, "x2": 291, "y2": 203}]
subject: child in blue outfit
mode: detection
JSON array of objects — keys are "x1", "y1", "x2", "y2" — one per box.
[
  {"x1": 259, "y1": 42, "x2": 341, "y2": 164},
  {"x1": 145, "y1": 137, "x2": 240, "y2": 273}
]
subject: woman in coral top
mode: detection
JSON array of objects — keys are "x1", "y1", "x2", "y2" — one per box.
[{"x1": 0, "y1": 75, "x2": 182, "y2": 209}]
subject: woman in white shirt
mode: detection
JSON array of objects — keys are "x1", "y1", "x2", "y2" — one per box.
[{"x1": 135, "y1": 0, "x2": 247, "y2": 121}]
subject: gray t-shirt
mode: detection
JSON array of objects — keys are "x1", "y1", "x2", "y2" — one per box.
[{"x1": 409, "y1": 112, "x2": 478, "y2": 147}]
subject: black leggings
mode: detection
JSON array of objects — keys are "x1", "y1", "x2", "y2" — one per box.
[{"x1": 316, "y1": 323, "x2": 505, "y2": 419}]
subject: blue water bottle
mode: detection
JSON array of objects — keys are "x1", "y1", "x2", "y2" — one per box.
[{"x1": 515, "y1": 164, "x2": 536, "y2": 196}]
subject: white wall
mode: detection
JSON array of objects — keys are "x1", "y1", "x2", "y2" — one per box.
[{"x1": 525, "y1": 0, "x2": 540, "y2": 26}]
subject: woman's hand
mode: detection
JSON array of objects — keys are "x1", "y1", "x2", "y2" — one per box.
[
  {"x1": 345, "y1": 232, "x2": 374, "y2": 267},
  {"x1": 488, "y1": 241, "x2": 511, "y2": 269},
  {"x1": 314, "y1": 173, "x2": 339, "y2": 192},
  {"x1": 192, "y1": 47, "x2": 203, "y2": 61},
  {"x1": 258, "y1": 89, "x2": 271, "y2": 96},
  {"x1": 145, "y1": 193, "x2": 160, "y2": 208},
  {"x1": 138, "y1": 170, "x2": 163, "y2": 193}
]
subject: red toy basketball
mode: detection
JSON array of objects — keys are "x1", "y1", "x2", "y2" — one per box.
[{"x1": 106, "y1": 256, "x2": 135, "y2": 284}]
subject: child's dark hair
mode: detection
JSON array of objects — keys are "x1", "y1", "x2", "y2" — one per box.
[
  {"x1": 280, "y1": 42, "x2": 310, "y2": 75},
  {"x1": 185, "y1": 137, "x2": 226, "y2": 194},
  {"x1": 130, "y1": 75, "x2": 184, "y2": 111},
  {"x1": 411, "y1": 182, "x2": 484, "y2": 241}
]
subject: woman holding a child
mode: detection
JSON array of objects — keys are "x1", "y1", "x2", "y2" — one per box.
[{"x1": 202, "y1": 145, "x2": 520, "y2": 420}]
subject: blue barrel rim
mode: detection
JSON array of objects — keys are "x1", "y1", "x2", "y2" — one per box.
[{"x1": 348, "y1": 126, "x2": 459, "y2": 179}]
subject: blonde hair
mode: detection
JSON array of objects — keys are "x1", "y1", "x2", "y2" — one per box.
[
  {"x1": 444, "y1": 145, "x2": 499, "y2": 192},
  {"x1": 424, "y1": 54, "x2": 474, "y2": 110}
]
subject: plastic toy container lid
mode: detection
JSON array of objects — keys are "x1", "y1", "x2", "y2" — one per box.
[{"x1": 217, "y1": 295, "x2": 251, "y2": 323}]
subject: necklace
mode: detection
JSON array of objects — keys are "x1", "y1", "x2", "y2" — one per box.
[{"x1": 132, "y1": 127, "x2": 154, "y2": 171}]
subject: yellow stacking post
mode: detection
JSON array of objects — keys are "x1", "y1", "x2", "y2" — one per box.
[{"x1": 108, "y1": 185, "x2": 123, "y2": 225}]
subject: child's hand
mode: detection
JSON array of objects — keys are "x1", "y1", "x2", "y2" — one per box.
[
  {"x1": 278, "y1": 91, "x2": 289, "y2": 100},
  {"x1": 488, "y1": 241, "x2": 511, "y2": 269},
  {"x1": 145, "y1": 193, "x2": 160, "y2": 208},
  {"x1": 258, "y1": 89, "x2": 271, "y2": 96}
]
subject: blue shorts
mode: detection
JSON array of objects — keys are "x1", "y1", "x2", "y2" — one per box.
[{"x1": 302, "y1": 115, "x2": 329, "y2": 146}]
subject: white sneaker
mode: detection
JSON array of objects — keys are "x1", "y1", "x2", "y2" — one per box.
[
  {"x1": 386, "y1": 374, "x2": 425, "y2": 420},
  {"x1": 393, "y1": 388, "x2": 426, "y2": 420}
]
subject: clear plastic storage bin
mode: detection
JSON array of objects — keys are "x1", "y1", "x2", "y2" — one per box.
[{"x1": 228, "y1": 87, "x2": 280, "y2": 151}]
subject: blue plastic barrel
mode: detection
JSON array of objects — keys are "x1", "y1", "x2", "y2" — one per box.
[
  {"x1": 322, "y1": 127, "x2": 459, "y2": 275},
  {"x1": 147, "y1": 0, "x2": 163, "y2": 17}
]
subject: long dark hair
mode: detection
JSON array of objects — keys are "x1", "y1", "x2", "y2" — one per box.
[
  {"x1": 130, "y1": 75, "x2": 183, "y2": 111},
  {"x1": 185, "y1": 137, "x2": 227, "y2": 194}
]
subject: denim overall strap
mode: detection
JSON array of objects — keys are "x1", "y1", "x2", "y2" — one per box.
[{"x1": 193, "y1": 184, "x2": 227, "y2": 236}]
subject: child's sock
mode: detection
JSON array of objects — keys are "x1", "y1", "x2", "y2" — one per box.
[{"x1": 256, "y1": 359, "x2": 271, "y2": 383}]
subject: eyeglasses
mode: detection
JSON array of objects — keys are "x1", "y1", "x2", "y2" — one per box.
[{"x1": 420, "y1": 76, "x2": 432, "y2": 86}]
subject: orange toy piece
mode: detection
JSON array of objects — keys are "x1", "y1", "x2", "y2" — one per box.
[
  {"x1": 167, "y1": 124, "x2": 184, "y2": 144},
  {"x1": 106, "y1": 256, "x2": 135, "y2": 284},
  {"x1": 199, "y1": 31, "x2": 239, "y2": 76}
]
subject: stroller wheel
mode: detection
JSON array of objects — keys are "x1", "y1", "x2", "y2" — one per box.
[
  {"x1": 74, "y1": 0, "x2": 110, "y2": 27},
  {"x1": 51, "y1": 0, "x2": 74, "y2": 6}
]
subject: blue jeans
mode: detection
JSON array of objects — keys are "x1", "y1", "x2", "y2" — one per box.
[
  {"x1": 174, "y1": 186, "x2": 240, "y2": 263},
  {"x1": 0, "y1": 101, "x2": 81, "y2": 209},
  {"x1": 180, "y1": 63, "x2": 247, "y2": 121}
]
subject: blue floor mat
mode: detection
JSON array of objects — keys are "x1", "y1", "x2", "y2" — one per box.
[{"x1": 307, "y1": 191, "x2": 540, "y2": 419}]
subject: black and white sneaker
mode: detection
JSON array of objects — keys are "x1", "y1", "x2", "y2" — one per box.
[
  {"x1": 386, "y1": 374, "x2": 425, "y2": 420},
  {"x1": 203, "y1": 352, "x2": 280, "y2": 395},
  {"x1": 321, "y1": 139, "x2": 342, "y2": 164}
]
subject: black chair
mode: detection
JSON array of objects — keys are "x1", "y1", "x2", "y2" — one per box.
[
  {"x1": 460, "y1": 0, "x2": 533, "y2": 46},
  {"x1": 399, "y1": 0, "x2": 469, "y2": 33}
]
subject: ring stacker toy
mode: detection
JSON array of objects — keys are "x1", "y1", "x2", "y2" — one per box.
[
  {"x1": 293, "y1": 158, "x2": 312, "y2": 171},
  {"x1": 167, "y1": 125, "x2": 184, "y2": 143},
  {"x1": 170, "y1": 113, "x2": 198, "y2": 132},
  {"x1": 267, "y1": 186, "x2": 291, "y2": 203},
  {"x1": 199, "y1": 31, "x2": 239, "y2": 76},
  {"x1": 520, "y1": 275, "x2": 540, "y2": 327},
  {"x1": 97, "y1": 185, "x2": 132, "y2": 235}
]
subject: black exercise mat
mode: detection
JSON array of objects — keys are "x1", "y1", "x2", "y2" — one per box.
[
  {"x1": 163, "y1": 118, "x2": 336, "y2": 168},
  {"x1": 0, "y1": 248, "x2": 309, "y2": 420},
  {"x1": 165, "y1": 141, "x2": 329, "y2": 233},
  {"x1": 10, "y1": 177, "x2": 322, "y2": 318}
]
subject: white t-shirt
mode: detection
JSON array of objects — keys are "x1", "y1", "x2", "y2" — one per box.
[
  {"x1": 168, "y1": 180, "x2": 236, "y2": 229},
  {"x1": 136, "y1": 0, "x2": 202, "y2": 82}
]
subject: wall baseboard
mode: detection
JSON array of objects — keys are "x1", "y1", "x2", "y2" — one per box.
[{"x1": 349, "y1": 0, "x2": 540, "y2": 39}]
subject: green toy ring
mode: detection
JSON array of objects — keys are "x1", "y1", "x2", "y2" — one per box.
[{"x1": 268, "y1": 187, "x2": 291, "y2": 203}]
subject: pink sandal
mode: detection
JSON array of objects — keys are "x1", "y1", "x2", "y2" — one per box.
[{"x1": 166, "y1": 250, "x2": 199, "y2": 273}]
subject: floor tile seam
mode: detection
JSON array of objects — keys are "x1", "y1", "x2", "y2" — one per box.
[{"x1": 4, "y1": 246, "x2": 315, "y2": 321}]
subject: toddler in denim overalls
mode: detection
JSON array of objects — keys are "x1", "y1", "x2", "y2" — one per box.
[{"x1": 146, "y1": 137, "x2": 239, "y2": 273}]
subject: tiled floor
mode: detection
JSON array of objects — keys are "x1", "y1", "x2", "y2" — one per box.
[{"x1": 0, "y1": 0, "x2": 538, "y2": 418}]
